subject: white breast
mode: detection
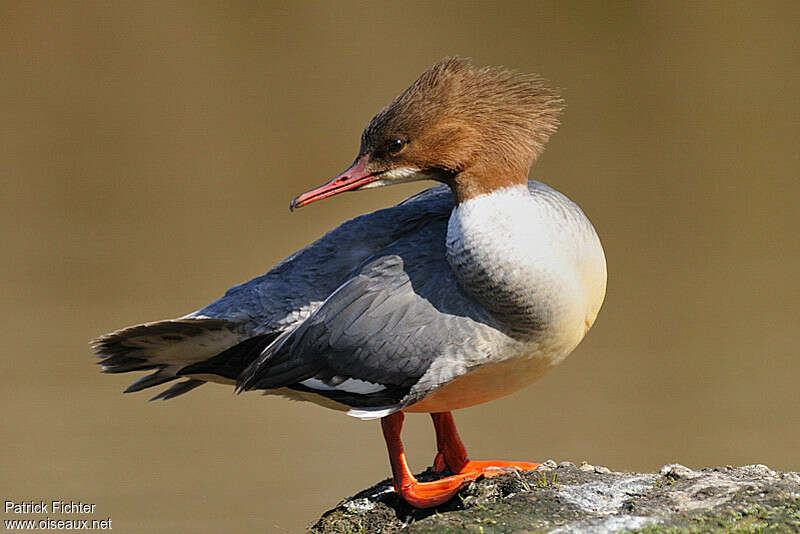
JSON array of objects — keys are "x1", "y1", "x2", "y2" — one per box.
[{"x1": 446, "y1": 183, "x2": 606, "y2": 361}]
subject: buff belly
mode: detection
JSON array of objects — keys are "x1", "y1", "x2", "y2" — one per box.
[{"x1": 406, "y1": 355, "x2": 555, "y2": 413}]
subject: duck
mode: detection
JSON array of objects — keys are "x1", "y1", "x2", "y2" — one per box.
[{"x1": 92, "y1": 57, "x2": 607, "y2": 508}]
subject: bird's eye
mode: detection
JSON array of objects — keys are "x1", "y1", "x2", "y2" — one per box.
[{"x1": 386, "y1": 138, "x2": 406, "y2": 155}]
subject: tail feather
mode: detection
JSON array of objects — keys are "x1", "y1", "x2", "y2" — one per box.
[
  {"x1": 123, "y1": 369, "x2": 178, "y2": 393},
  {"x1": 92, "y1": 318, "x2": 237, "y2": 368},
  {"x1": 149, "y1": 379, "x2": 205, "y2": 401},
  {"x1": 92, "y1": 317, "x2": 245, "y2": 399},
  {"x1": 96, "y1": 355, "x2": 157, "y2": 374}
]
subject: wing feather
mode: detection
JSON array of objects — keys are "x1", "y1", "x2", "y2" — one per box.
[{"x1": 237, "y1": 214, "x2": 498, "y2": 410}]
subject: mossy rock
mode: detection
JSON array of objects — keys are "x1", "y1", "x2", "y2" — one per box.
[{"x1": 309, "y1": 462, "x2": 800, "y2": 533}]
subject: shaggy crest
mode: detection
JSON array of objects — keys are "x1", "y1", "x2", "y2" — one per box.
[{"x1": 362, "y1": 57, "x2": 564, "y2": 182}]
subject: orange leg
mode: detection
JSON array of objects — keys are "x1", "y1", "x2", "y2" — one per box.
[
  {"x1": 430, "y1": 412, "x2": 540, "y2": 476},
  {"x1": 380, "y1": 411, "x2": 540, "y2": 508},
  {"x1": 381, "y1": 412, "x2": 481, "y2": 508},
  {"x1": 431, "y1": 412, "x2": 469, "y2": 472}
]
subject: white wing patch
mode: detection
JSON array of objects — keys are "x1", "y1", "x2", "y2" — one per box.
[
  {"x1": 346, "y1": 406, "x2": 402, "y2": 420},
  {"x1": 300, "y1": 377, "x2": 387, "y2": 395}
]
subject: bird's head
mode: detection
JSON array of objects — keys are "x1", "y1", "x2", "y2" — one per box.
[{"x1": 291, "y1": 57, "x2": 563, "y2": 210}]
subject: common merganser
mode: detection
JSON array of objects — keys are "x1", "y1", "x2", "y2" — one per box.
[{"x1": 93, "y1": 57, "x2": 607, "y2": 508}]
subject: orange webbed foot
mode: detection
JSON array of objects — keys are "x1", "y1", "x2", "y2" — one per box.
[
  {"x1": 413, "y1": 459, "x2": 539, "y2": 507},
  {"x1": 456, "y1": 459, "x2": 540, "y2": 478},
  {"x1": 433, "y1": 451, "x2": 539, "y2": 478},
  {"x1": 395, "y1": 472, "x2": 480, "y2": 508}
]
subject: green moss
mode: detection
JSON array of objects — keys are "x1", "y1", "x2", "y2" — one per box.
[
  {"x1": 310, "y1": 506, "x2": 404, "y2": 534},
  {"x1": 624, "y1": 497, "x2": 800, "y2": 534},
  {"x1": 407, "y1": 489, "x2": 582, "y2": 534}
]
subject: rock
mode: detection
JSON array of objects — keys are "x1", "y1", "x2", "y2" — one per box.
[
  {"x1": 308, "y1": 463, "x2": 800, "y2": 533},
  {"x1": 658, "y1": 463, "x2": 697, "y2": 479}
]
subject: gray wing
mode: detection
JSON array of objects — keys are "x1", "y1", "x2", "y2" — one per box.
[{"x1": 237, "y1": 215, "x2": 501, "y2": 411}]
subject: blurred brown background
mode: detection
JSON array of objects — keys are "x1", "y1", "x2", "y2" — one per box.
[{"x1": 2, "y1": 1, "x2": 798, "y2": 532}]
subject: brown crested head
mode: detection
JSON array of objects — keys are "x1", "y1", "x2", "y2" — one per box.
[{"x1": 291, "y1": 57, "x2": 563, "y2": 209}]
